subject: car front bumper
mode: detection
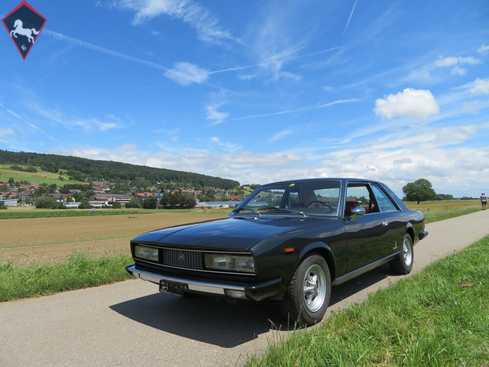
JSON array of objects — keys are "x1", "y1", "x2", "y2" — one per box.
[{"x1": 125, "y1": 264, "x2": 282, "y2": 302}]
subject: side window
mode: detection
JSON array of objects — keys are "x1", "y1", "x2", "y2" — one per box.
[
  {"x1": 371, "y1": 184, "x2": 398, "y2": 212},
  {"x1": 312, "y1": 186, "x2": 340, "y2": 215},
  {"x1": 345, "y1": 184, "x2": 375, "y2": 216}
]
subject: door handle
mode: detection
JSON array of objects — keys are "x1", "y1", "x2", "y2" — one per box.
[{"x1": 381, "y1": 221, "x2": 388, "y2": 226}]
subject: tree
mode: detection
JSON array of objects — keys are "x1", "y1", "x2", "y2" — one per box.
[
  {"x1": 402, "y1": 178, "x2": 436, "y2": 204},
  {"x1": 126, "y1": 197, "x2": 141, "y2": 209},
  {"x1": 35, "y1": 195, "x2": 56, "y2": 209},
  {"x1": 142, "y1": 197, "x2": 157, "y2": 209},
  {"x1": 78, "y1": 198, "x2": 92, "y2": 209}
]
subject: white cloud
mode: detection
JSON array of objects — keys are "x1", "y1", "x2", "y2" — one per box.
[
  {"x1": 471, "y1": 78, "x2": 489, "y2": 94},
  {"x1": 210, "y1": 136, "x2": 241, "y2": 151},
  {"x1": 463, "y1": 101, "x2": 481, "y2": 115},
  {"x1": 434, "y1": 56, "x2": 481, "y2": 75},
  {"x1": 450, "y1": 66, "x2": 466, "y2": 75},
  {"x1": 52, "y1": 124, "x2": 489, "y2": 197},
  {"x1": 165, "y1": 62, "x2": 209, "y2": 86},
  {"x1": 206, "y1": 103, "x2": 228, "y2": 126},
  {"x1": 268, "y1": 129, "x2": 292, "y2": 142},
  {"x1": 434, "y1": 56, "x2": 481, "y2": 67},
  {"x1": 51, "y1": 121, "x2": 489, "y2": 197},
  {"x1": 374, "y1": 88, "x2": 440, "y2": 119},
  {"x1": 0, "y1": 128, "x2": 15, "y2": 138},
  {"x1": 113, "y1": 0, "x2": 237, "y2": 43},
  {"x1": 478, "y1": 44, "x2": 489, "y2": 56}
]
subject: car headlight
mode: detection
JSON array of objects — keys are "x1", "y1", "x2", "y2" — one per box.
[
  {"x1": 204, "y1": 254, "x2": 255, "y2": 273},
  {"x1": 134, "y1": 245, "x2": 159, "y2": 261}
]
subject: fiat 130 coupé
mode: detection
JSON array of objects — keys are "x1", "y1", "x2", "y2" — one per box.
[{"x1": 126, "y1": 178, "x2": 428, "y2": 326}]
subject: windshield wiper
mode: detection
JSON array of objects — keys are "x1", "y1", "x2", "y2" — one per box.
[
  {"x1": 233, "y1": 208, "x2": 261, "y2": 218},
  {"x1": 261, "y1": 207, "x2": 306, "y2": 219}
]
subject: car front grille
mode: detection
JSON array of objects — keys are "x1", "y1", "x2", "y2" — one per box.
[{"x1": 162, "y1": 248, "x2": 203, "y2": 270}]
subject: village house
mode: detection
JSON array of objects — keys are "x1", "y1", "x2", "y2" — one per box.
[
  {"x1": 91, "y1": 193, "x2": 132, "y2": 205},
  {"x1": 0, "y1": 199, "x2": 18, "y2": 207}
]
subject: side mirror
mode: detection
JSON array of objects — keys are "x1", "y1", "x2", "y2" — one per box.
[{"x1": 350, "y1": 206, "x2": 366, "y2": 223}]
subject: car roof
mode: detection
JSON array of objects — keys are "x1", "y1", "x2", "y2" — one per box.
[{"x1": 260, "y1": 178, "x2": 381, "y2": 186}]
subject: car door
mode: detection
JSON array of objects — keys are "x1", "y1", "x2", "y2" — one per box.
[
  {"x1": 343, "y1": 182, "x2": 399, "y2": 273},
  {"x1": 369, "y1": 183, "x2": 406, "y2": 259}
]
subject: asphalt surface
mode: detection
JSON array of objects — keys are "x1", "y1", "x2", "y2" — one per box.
[{"x1": 1, "y1": 210, "x2": 488, "y2": 367}]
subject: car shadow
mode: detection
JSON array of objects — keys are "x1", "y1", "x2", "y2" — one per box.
[
  {"x1": 110, "y1": 293, "x2": 286, "y2": 348},
  {"x1": 329, "y1": 263, "x2": 398, "y2": 306},
  {"x1": 110, "y1": 263, "x2": 401, "y2": 348}
]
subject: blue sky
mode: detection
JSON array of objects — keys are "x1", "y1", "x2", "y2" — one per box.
[{"x1": 1, "y1": 0, "x2": 488, "y2": 197}]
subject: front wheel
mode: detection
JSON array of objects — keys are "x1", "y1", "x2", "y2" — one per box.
[
  {"x1": 280, "y1": 254, "x2": 331, "y2": 327},
  {"x1": 389, "y1": 233, "x2": 414, "y2": 274}
]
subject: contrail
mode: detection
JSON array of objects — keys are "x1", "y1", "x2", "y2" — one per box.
[
  {"x1": 233, "y1": 99, "x2": 361, "y2": 121},
  {"x1": 44, "y1": 30, "x2": 170, "y2": 72},
  {"x1": 343, "y1": 0, "x2": 358, "y2": 35}
]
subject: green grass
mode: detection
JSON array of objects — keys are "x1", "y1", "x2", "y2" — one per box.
[
  {"x1": 0, "y1": 164, "x2": 84, "y2": 185},
  {"x1": 423, "y1": 205, "x2": 480, "y2": 223},
  {"x1": 245, "y1": 237, "x2": 489, "y2": 367},
  {"x1": 0, "y1": 207, "x2": 230, "y2": 220},
  {"x1": 0, "y1": 252, "x2": 133, "y2": 302},
  {"x1": 0, "y1": 208, "x2": 158, "y2": 219}
]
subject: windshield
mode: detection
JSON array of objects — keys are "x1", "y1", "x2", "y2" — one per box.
[{"x1": 237, "y1": 180, "x2": 341, "y2": 216}]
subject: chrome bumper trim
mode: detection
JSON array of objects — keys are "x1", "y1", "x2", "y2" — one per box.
[{"x1": 125, "y1": 264, "x2": 245, "y2": 295}]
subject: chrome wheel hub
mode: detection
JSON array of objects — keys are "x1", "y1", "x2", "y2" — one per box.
[
  {"x1": 303, "y1": 264, "x2": 326, "y2": 312},
  {"x1": 403, "y1": 239, "x2": 413, "y2": 267}
]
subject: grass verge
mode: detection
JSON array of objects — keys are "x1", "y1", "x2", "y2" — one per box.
[
  {"x1": 245, "y1": 236, "x2": 489, "y2": 367},
  {"x1": 0, "y1": 252, "x2": 133, "y2": 302},
  {"x1": 423, "y1": 205, "x2": 480, "y2": 223},
  {"x1": 0, "y1": 208, "x2": 230, "y2": 219}
]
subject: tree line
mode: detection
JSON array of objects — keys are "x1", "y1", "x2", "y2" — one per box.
[{"x1": 0, "y1": 150, "x2": 239, "y2": 190}]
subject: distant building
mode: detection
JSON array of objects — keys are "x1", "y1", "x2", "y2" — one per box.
[
  {"x1": 1, "y1": 199, "x2": 18, "y2": 207},
  {"x1": 195, "y1": 201, "x2": 241, "y2": 209}
]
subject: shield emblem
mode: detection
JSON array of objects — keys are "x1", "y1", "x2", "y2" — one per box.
[{"x1": 2, "y1": 1, "x2": 47, "y2": 60}]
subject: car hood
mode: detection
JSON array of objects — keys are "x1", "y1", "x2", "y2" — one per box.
[{"x1": 132, "y1": 216, "x2": 324, "y2": 252}]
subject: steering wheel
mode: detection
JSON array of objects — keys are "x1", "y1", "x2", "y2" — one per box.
[{"x1": 306, "y1": 201, "x2": 333, "y2": 211}]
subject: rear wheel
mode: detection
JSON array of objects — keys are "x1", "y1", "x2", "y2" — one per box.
[
  {"x1": 389, "y1": 233, "x2": 414, "y2": 274},
  {"x1": 280, "y1": 254, "x2": 331, "y2": 326}
]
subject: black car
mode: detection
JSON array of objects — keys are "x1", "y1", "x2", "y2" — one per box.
[{"x1": 126, "y1": 178, "x2": 428, "y2": 326}]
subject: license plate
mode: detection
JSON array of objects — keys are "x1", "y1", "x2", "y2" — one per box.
[{"x1": 159, "y1": 280, "x2": 188, "y2": 296}]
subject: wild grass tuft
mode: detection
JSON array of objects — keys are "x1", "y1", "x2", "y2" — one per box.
[
  {"x1": 246, "y1": 236, "x2": 489, "y2": 367},
  {"x1": 0, "y1": 252, "x2": 133, "y2": 302}
]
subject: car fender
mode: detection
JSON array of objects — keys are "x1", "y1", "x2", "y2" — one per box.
[
  {"x1": 404, "y1": 221, "x2": 415, "y2": 242},
  {"x1": 298, "y1": 241, "x2": 336, "y2": 280}
]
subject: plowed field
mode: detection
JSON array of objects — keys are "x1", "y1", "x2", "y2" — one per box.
[{"x1": 0, "y1": 212, "x2": 227, "y2": 265}]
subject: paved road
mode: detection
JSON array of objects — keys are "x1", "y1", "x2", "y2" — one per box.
[{"x1": 1, "y1": 211, "x2": 488, "y2": 367}]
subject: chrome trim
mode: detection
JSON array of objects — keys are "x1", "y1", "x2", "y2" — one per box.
[
  {"x1": 132, "y1": 244, "x2": 252, "y2": 255},
  {"x1": 333, "y1": 252, "x2": 398, "y2": 285},
  {"x1": 126, "y1": 264, "x2": 245, "y2": 295},
  {"x1": 135, "y1": 258, "x2": 256, "y2": 276}
]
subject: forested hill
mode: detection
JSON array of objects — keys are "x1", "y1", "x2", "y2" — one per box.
[{"x1": 0, "y1": 150, "x2": 239, "y2": 190}]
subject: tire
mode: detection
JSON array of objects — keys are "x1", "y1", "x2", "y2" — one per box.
[
  {"x1": 389, "y1": 233, "x2": 414, "y2": 274},
  {"x1": 280, "y1": 254, "x2": 331, "y2": 327}
]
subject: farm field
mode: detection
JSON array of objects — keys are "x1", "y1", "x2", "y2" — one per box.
[
  {"x1": 405, "y1": 200, "x2": 479, "y2": 211},
  {"x1": 0, "y1": 200, "x2": 479, "y2": 266},
  {"x1": 0, "y1": 212, "x2": 227, "y2": 265}
]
